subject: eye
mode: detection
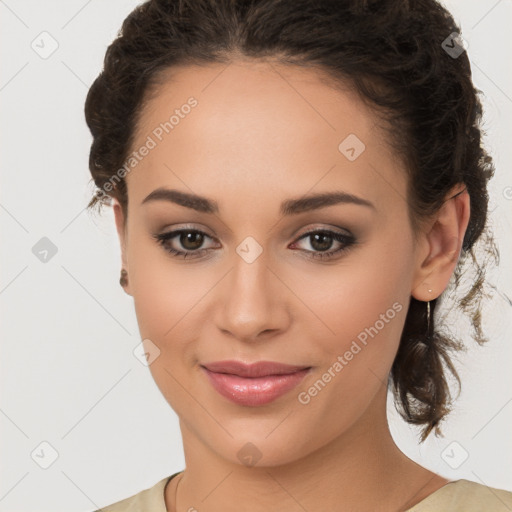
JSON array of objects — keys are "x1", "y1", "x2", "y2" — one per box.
[
  {"x1": 289, "y1": 229, "x2": 356, "y2": 260},
  {"x1": 152, "y1": 228, "x2": 218, "y2": 259}
]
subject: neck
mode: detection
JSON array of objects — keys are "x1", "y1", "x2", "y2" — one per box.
[{"x1": 166, "y1": 385, "x2": 447, "y2": 512}]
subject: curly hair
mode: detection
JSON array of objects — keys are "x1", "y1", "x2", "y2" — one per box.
[{"x1": 84, "y1": 0, "x2": 500, "y2": 441}]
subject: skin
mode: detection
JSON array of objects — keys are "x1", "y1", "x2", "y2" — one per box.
[{"x1": 112, "y1": 59, "x2": 470, "y2": 512}]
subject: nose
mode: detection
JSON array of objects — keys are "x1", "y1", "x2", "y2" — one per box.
[{"x1": 214, "y1": 252, "x2": 290, "y2": 343}]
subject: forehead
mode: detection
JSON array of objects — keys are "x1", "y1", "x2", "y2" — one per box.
[
  {"x1": 126, "y1": 61, "x2": 405, "y2": 214},
  {"x1": 135, "y1": 60, "x2": 380, "y2": 148}
]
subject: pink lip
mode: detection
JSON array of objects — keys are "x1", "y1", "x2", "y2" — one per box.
[{"x1": 200, "y1": 360, "x2": 311, "y2": 406}]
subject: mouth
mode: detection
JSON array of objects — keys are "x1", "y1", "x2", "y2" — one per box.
[
  {"x1": 200, "y1": 360, "x2": 312, "y2": 406},
  {"x1": 201, "y1": 360, "x2": 311, "y2": 378}
]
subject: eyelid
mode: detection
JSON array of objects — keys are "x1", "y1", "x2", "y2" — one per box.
[
  {"x1": 159, "y1": 223, "x2": 216, "y2": 237},
  {"x1": 292, "y1": 223, "x2": 353, "y2": 239}
]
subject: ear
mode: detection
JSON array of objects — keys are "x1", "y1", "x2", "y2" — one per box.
[
  {"x1": 411, "y1": 183, "x2": 470, "y2": 301},
  {"x1": 112, "y1": 198, "x2": 132, "y2": 296}
]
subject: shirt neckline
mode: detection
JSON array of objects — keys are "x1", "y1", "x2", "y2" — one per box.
[
  {"x1": 404, "y1": 479, "x2": 461, "y2": 510},
  {"x1": 161, "y1": 473, "x2": 461, "y2": 511}
]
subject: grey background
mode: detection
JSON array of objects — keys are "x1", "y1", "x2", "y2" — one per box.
[{"x1": 1, "y1": 0, "x2": 511, "y2": 510}]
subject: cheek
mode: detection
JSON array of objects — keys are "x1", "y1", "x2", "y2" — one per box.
[
  {"x1": 291, "y1": 265, "x2": 409, "y2": 443},
  {"x1": 296, "y1": 242, "x2": 411, "y2": 347},
  {"x1": 128, "y1": 242, "x2": 208, "y2": 410},
  {"x1": 289, "y1": 236, "x2": 413, "y2": 403},
  {"x1": 127, "y1": 228, "x2": 201, "y2": 339},
  {"x1": 127, "y1": 237, "x2": 218, "y2": 392},
  {"x1": 297, "y1": 281, "x2": 407, "y2": 402}
]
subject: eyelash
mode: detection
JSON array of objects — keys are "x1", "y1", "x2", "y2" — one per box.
[{"x1": 152, "y1": 227, "x2": 357, "y2": 261}]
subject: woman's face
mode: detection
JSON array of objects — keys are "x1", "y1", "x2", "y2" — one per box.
[{"x1": 114, "y1": 60, "x2": 428, "y2": 466}]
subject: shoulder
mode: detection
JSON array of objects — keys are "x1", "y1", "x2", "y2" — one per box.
[
  {"x1": 408, "y1": 479, "x2": 512, "y2": 511},
  {"x1": 92, "y1": 474, "x2": 176, "y2": 512}
]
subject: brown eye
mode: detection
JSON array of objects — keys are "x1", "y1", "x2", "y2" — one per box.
[
  {"x1": 180, "y1": 231, "x2": 205, "y2": 250},
  {"x1": 152, "y1": 229, "x2": 217, "y2": 259},
  {"x1": 290, "y1": 229, "x2": 357, "y2": 261},
  {"x1": 309, "y1": 232, "x2": 335, "y2": 252}
]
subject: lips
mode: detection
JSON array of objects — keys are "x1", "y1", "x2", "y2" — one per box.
[
  {"x1": 200, "y1": 360, "x2": 312, "y2": 406},
  {"x1": 201, "y1": 360, "x2": 310, "y2": 378}
]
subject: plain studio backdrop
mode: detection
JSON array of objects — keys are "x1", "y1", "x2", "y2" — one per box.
[{"x1": 1, "y1": 1, "x2": 511, "y2": 511}]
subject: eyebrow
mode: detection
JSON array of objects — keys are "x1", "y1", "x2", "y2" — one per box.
[{"x1": 141, "y1": 187, "x2": 376, "y2": 215}]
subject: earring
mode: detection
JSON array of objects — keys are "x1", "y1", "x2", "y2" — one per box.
[
  {"x1": 426, "y1": 300, "x2": 431, "y2": 337},
  {"x1": 426, "y1": 288, "x2": 433, "y2": 337},
  {"x1": 120, "y1": 268, "x2": 128, "y2": 287}
]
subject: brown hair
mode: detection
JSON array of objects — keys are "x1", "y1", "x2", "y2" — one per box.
[{"x1": 84, "y1": 0, "x2": 499, "y2": 441}]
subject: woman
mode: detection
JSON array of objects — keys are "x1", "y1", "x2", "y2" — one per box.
[{"x1": 85, "y1": 0, "x2": 512, "y2": 510}]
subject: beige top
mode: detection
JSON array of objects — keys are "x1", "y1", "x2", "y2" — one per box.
[{"x1": 95, "y1": 472, "x2": 512, "y2": 511}]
